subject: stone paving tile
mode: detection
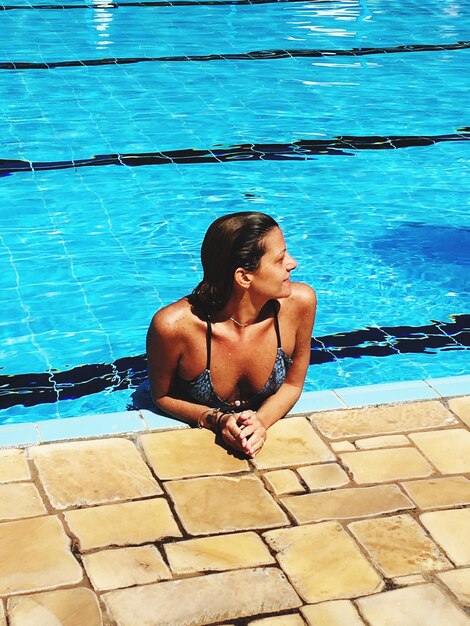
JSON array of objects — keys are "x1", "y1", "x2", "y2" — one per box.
[
  {"x1": 355, "y1": 434, "x2": 410, "y2": 449},
  {"x1": 408, "y1": 429, "x2": 470, "y2": 474},
  {"x1": 0, "y1": 482, "x2": 47, "y2": 521},
  {"x1": 251, "y1": 417, "x2": 334, "y2": 471},
  {"x1": 297, "y1": 463, "x2": 349, "y2": 491},
  {"x1": 311, "y1": 401, "x2": 457, "y2": 439},
  {"x1": 7, "y1": 588, "x2": 102, "y2": 626},
  {"x1": 165, "y1": 531, "x2": 275, "y2": 575},
  {"x1": 437, "y1": 567, "x2": 470, "y2": 607},
  {"x1": 348, "y1": 514, "x2": 450, "y2": 578},
  {"x1": 264, "y1": 521, "x2": 384, "y2": 603},
  {"x1": 64, "y1": 498, "x2": 181, "y2": 551},
  {"x1": 102, "y1": 567, "x2": 301, "y2": 626},
  {"x1": 282, "y1": 484, "x2": 414, "y2": 523},
  {"x1": 263, "y1": 469, "x2": 306, "y2": 496},
  {"x1": 330, "y1": 441, "x2": 355, "y2": 452},
  {"x1": 83, "y1": 545, "x2": 171, "y2": 591},
  {"x1": 139, "y1": 428, "x2": 248, "y2": 480},
  {"x1": 401, "y1": 476, "x2": 470, "y2": 509},
  {"x1": 30, "y1": 439, "x2": 161, "y2": 510},
  {"x1": 0, "y1": 450, "x2": 30, "y2": 483},
  {"x1": 301, "y1": 600, "x2": 365, "y2": 625},
  {"x1": 420, "y1": 509, "x2": 470, "y2": 565},
  {"x1": 392, "y1": 574, "x2": 426, "y2": 586},
  {"x1": 248, "y1": 614, "x2": 305, "y2": 625},
  {"x1": 165, "y1": 475, "x2": 289, "y2": 535},
  {"x1": 356, "y1": 583, "x2": 470, "y2": 626},
  {"x1": 339, "y1": 448, "x2": 434, "y2": 484},
  {"x1": 0, "y1": 515, "x2": 82, "y2": 596},
  {"x1": 448, "y1": 396, "x2": 470, "y2": 426}
]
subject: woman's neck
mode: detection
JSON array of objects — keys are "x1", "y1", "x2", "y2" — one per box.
[{"x1": 218, "y1": 295, "x2": 272, "y2": 327}]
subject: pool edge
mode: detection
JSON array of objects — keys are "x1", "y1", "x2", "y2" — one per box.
[{"x1": 0, "y1": 374, "x2": 468, "y2": 448}]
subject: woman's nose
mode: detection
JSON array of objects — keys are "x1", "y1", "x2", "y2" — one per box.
[{"x1": 286, "y1": 253, "x2": 297, "y2": 271}]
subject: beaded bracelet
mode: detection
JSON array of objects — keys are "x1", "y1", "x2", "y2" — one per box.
[
  {"x1": 197, "y1": 408, "x2": 219, "y2": 431},
  {"x1": 216, "y1": 412, "x2": 226, "y2": 435}
]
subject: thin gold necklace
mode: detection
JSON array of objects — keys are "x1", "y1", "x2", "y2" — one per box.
[{"x1": 229, "y1": 316, "x2": 252, "y2": 328}]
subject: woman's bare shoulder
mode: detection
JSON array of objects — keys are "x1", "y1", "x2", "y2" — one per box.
[
  {"x1": 286, "y1": 281, "x2": 317, "y2": 311},
  {"x1": 149, "y1": 298, "x2": 196, "y2": 337}
]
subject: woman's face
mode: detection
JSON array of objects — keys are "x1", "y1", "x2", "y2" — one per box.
[{"x1": 249, "y1": 227, "x2": 297, "y2": 299}]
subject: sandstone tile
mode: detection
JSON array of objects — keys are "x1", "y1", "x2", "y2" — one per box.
[
  {"x1": 64, "y1": 498, "x2": 181, "y2": 551},
  {"x1": 401, "y1": 476, "x2": 470, "y2": 509},
  {"x1": 437, "y1": 568, "x2": 470, "y2": 607},
  {"x1": 301, "y1": 600, "x2": 365, "y2": 625},
  {"x1": 330, "y1": 441, "x2": 355, "y2": 452},
  {"x1": 248, "y1": 615, "x2": 305, "y2": 625},
  {"x1": 264, "y1": 521, "x2": 383, "y2": 603},
  {"x1": 348, "y1": 514, "x2": 450, "y2": 578},
  {"x1": 448, "y1": 396, "x2": 470, "y2": 427},
  {"x1": 282, "y1": 485, "x2": 413, "y2": 523},
  {"x1": 103, "y1": 567, "x2": 301, "y2": 626},
  {"x1": 83, "y1": 545, "x2": 171, "y2": 590},
  {"x1": 7, "y1": 587, "x2": 102, "y2": 626},
  {"x1": 252, "y1": 417, "x2": 334, "y2": 470},
  {"x1": 340, "y1": 448, "x2": 434, "y2": 484},
  {"x1": 264, "y1": 469, "x2": 305, "y2": 496},
  {"x1": 166, "y1": 475, "x2": 288, "y2": 535},
  {"x1": 139, "y1": 428, "x2": 248, "y2": 480},
  {"x1": 420, "y1": 509, "x2": 470, "y2": 565},
  {"x1": 165, "y1": 531, "x2": 275, "y2": 574},
  {"x1": 0, "y1": 449, "x2": 30, "y2": 483},
  {"x1": 356, "y1": 583, "x2": 470, "y2": 626},
  {"x1": 297, "y1": 463, "x2": 349, "y2": 491},
  {"x1": 0, "y1": 482, "x2": 47, "y2": 521},
  {"x1": 409, "y1": 429, "x2": 470, "y2": 474},
  {"x1": 0, "y1": 515, "x2": 82, "y2": 595},
  {"x1": 355, "y1": 434, "x2": 410, "y2": 449},
  {"x1": 392, "y1": 574, "x2": 425, "y2": 586},
  {"x1": 311, "y1": 401, "x2": 457, "y2": 440},
  {"x1": 30, "y1": 438, "x2": 161, "y2": 509}
]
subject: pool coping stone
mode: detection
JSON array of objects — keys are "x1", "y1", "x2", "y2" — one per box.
[{"x1": 0, "y1": 374, "x2": 468, "y2": 448}]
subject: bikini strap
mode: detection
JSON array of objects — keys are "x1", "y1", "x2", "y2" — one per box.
[
  {"x1": 272, "y1": 302, "x2": 282, "y2": 349},
  {"x1": 206, "y1": 318, "x2": 212, "y2": 370}
]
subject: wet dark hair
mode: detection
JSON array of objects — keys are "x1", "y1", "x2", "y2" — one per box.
[{"x1": 191, "y1": 211, "x2": 279, "y2": 314}]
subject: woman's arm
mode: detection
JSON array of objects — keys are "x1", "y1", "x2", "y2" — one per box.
[
  {"x1": 147, "y1": 305, "x2": 248, "y2": 443},
  {"x1": 147, "y1": 306, "x2": 215, "y2": 428},
  {"x1": 231, "y1": 284, "x2": 317, "y2": 455}
]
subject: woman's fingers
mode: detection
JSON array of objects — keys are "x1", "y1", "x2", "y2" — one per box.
[
  {"x1": 249, "y1": 437, "x2": 265, "y2": 455},
  {"x1": 219, "y1": 413, "x2": 267, "y2": 457}
]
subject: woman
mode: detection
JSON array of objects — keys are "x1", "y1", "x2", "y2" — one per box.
[{"x1": 145, "y1": 211, "x2": 316, "y2": 457}]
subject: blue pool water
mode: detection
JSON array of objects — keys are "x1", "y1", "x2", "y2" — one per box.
[{"x1": 0, "y1": 0, "x2": 469, "y2": 424}]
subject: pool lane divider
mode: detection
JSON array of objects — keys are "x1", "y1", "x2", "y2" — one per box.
[
  {"x1": 0, "y1": 314, "x2": 468, "y2": 411},
  {"x1": 1, "y1": 0, "x2": 343, "y2": 10},
  {"x1": 0, "y1": 130, "x2": 469, "y2": 176},
  {"x1": 0, "y1": 41, "x2": 469, "y2": 71}
]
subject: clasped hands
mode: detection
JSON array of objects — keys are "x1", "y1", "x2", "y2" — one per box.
[{"x1": 218, "y1": 410, "x2": 267, "y2": 457}]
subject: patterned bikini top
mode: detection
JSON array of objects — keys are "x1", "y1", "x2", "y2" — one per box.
[{"x1": 176, "y1": 306, "x2": 292, "y2": 412}]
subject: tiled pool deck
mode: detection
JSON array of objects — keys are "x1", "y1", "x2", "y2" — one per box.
[{"x1": 0, "y1": 375, "x2": 469, "y2": 625}]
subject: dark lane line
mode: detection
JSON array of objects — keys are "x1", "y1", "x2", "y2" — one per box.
[
  {"x1": 1, "y1": 0, "x2": 338, "y2": 10},
  {"x1": 0, "y1": 314, "x2": 468, "y2": 411},
  {"x1": 1, "y1": 41, "x2": 469, "y2": 70},
  {"x1": 1, "y1": 130, "x2": 469, "y2": 177}
]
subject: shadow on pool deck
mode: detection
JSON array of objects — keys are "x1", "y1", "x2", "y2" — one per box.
[{"x1": 0, "y1": 395, "x2": 470, "y2": 625}]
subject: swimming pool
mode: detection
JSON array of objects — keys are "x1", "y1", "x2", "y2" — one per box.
[{"x1": 0, "y1": 0, "x2": 469, "y2": 424}]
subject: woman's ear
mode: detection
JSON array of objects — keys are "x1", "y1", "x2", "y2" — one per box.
[{"x1": 233, "y1": 267, "x2": 253, "y2": 290}]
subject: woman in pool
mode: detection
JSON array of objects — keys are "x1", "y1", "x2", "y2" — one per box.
[{"x1": 146, "y1": 211, "x2": 316, "y2": 457}]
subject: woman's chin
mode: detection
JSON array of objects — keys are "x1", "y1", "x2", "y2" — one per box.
[{"x1": 279, "y1": 282, "x2": 292, "y2": 298}]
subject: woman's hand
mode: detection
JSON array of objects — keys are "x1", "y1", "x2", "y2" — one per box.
[{"x1": 219, "y1": 411, "x2": 267, "y2": 457}]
